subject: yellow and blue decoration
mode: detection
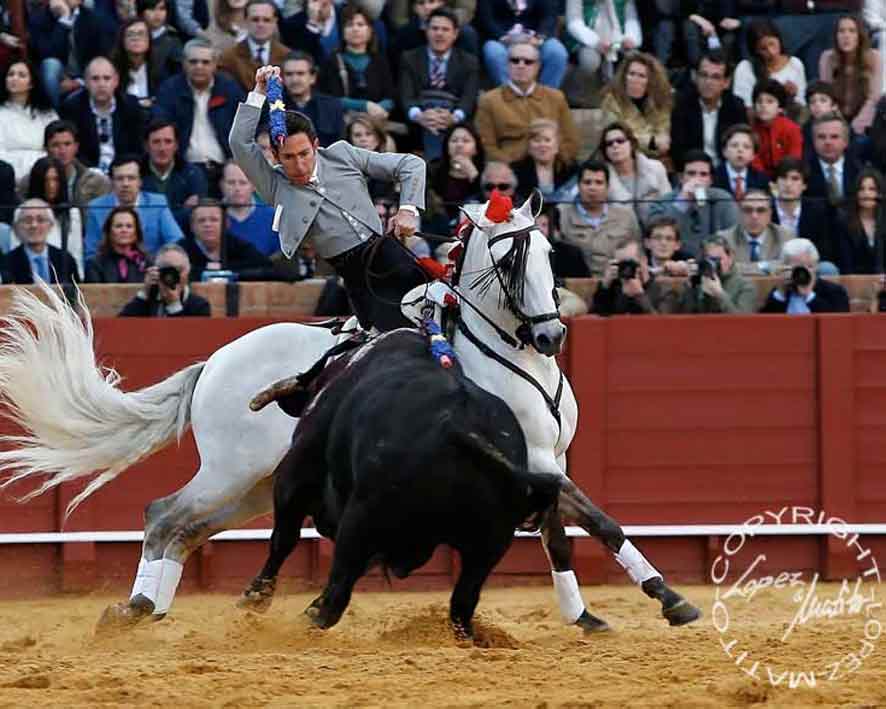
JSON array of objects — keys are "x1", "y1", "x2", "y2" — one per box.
[{"x1": 267, "y1": 74, "x2": 287, "y2": 147}]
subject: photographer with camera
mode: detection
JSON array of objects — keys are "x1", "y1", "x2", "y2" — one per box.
[
  {"x1": 677, "y1": 234, "x2": 757, "y2": 314},
  {"x1": 591, "y1": 236, "x2": 678, "y2": 316},
  {"x1": 760, "y1": 238, "x2": 850, "y2": 314},
  {"x1": 119, "y1": 243, "x2": 210, "y2": 317}
]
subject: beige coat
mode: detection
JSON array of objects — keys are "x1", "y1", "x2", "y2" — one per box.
[
  {"x1": 606, "y1": 152, "x2": 671, "y2": 226},
  {"x1": 716, "y1": 223, "x2": 796, "y2": 276},
  {"x1": 556, "y1": 201, "x2": 641, "y2": 276},
  {"x1": 601, "y1": 92, "x2": 671, "y2": 159}
]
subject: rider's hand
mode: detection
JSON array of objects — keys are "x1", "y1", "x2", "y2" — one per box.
[
  {"x1": 254, "y1": 65, "x2": 280, "y2": 96},
  {"x1": 390, "y1": 208, "x2": 418, "y2": 240}
]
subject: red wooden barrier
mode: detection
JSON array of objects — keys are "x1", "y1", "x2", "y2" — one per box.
[{"x1": 0, "y1": 315, "x2": 884, "y2": 597}]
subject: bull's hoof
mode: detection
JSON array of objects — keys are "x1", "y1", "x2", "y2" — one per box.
[
  {"x1": 575, "y1": 610, "x2": 611, "y2": 633},
  {"x1": 95, "y1": 597, "x2": 153, "y2": 635},
  {"x1": 236, "y1": 576, "x2": 276, "y2": 614},
  {"x1": 304, "y1": 603, "x2": 333, "y2": 629},
  {"x1": 451, "y1": 621, "x2": 473, "y2": 642},
  {"x1": 662, "y1": 599, "x2": 702, "y2": 627}
]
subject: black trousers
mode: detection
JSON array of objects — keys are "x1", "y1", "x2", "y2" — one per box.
[{"x1": 327, "y1": 235, "x2": 429, "y2": 332}]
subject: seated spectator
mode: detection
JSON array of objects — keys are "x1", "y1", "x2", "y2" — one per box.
[
  {"x1": 600, "y1": 52, "x2": 672, "y2": 161},
  {"x1": 390, "y1": 0, "x2": 479, "y2": 66},
  {"x1": 478, "y1": 160, "x2": 517, "y2": 203},
  {"x1": 564, "y1": 0, "x2": 641, "y2": 80},
  {"x1": 0, "y1": 159, "x2": 17, "y2": 224},
  {"x1": 6, "y1": 198, "x2": 79, "y2": 284},
  {"x1": 110, "y1": 18, "x2": 172, "y2": 110},
  {"x1": 805, "y1": 112, "x2": 861, "y2": 206},
  {"x1": 670, "y1": 49, "x2": 746, "y2": 170},
  {"x1": 429, "y1": 123, "x2": 485, "y2": 230},
  {"x1": 399, "y1": 7, "x2": 478, "y2": 161},
  {"x1": 556, "y1": 159, "x2": 640, "y2": 276},
  {"x1": 29, "y1": 0, "x2": 114, "y2": 108},
  {"x1": 119, "y1": 242, "x2": 210, "y2": 316},
  {"x1": 660, "y1": 2, "x2": 740, "y2": 71},
  {"x1": 165, "y1": 0, "x2": 209, "y2": 42},
  {"x1": 732, "y1": 19, "x2": 807, "y2": 119},
  {"x1": 177, "y1": 199, "x2": 272, "y2": 280},
  {"x1": 750, "y1": 80, "x2": 803, "y2": 179},
  {"x1": 254, "y1": 125, "x2": 276, "y2": 165},
  {"x1": 643, "y1": 214, "x2": 694, "y2": 277},
  {"x1": 281, "y1": 51, "x2": 344, "y2": 148},
  {"x1": 591, "y1": 236, "x2": 677, "y2": 315},
  {"x1": 760, "y1": 238, "x2": 850, "y2": 313},
  {"x1": 474, "y1": 41, "x2": 578, "y2": 164},
  {"x1": 476, "y1": 0, "x2": 567, "y2": 89},
  {"x1": 834, "y1": 168, "x2": 886, "y2": 274},
  {"x1": 203, "y1": 0, "x2": 248, "y2": 55},
  {"x1": 0, "y1": 61, "x2": 58, "y2": 183},
  {"x1": 43, "y1": 120, "x2": 112, "y2": 214},
  {"x1": 84, "y1": 154, "x2": 183, "y2": 260},
  {"x1": 818, "y1": 14, "x2": 882, "y2": 137},
  {"x1": 646, "y1": 149, "x2": 738, "y2": 256},
  {"x1": 598, "y1": 120, "x2": 669, "y2": 226},
  {"x1": 138, "y1": 0, "x2": 183, "y2": 82},
  {"x1": 317, "y1": 5, "x2": 395, "y2": 123},
  {"x1": 141, "y1": 118, "x2": 208, "y2": 229},
  {"x1": 676, "y1": 234, "x2": 757, "y2": 314},
  {"x1": 153, "y1": 38, "x2": 245, "y2": 190},
  {"x1": 512, "y1": 119, "x2": 576, "y2": 201},
  {"x1": 536, "y1": 206, "x2": 589, "y2": 280},
  {"x1": 715, "y1": 189, "x2": 795, "y2": 276},
  {"x1": 218, "y1": 0, "x2": 290, "y2": 93},
  {"x1": 866, "y1": 0, "x2": 886, "y2": 94},
  {"x1": 802, "y1": 81, "x2": 840, "y2": 163},
  {"x1": 771, "y1": 157, "x2": 839, "y2": 267},
  {"x1": 374, "y1": 195, "x2": 430, "y2": 258},
  {"x1": 22, "y1": 156, "x2": 84, "y2": 276},
  {"x1": 59, "y1": 57, "x2": 147, "y2": 173},
  {"x1": 713, "y1": 124, "x2": 770, "y2": 199},
  {"x1": 220, "y1": 161, "x2": 276, "y2": 256},
  {"x1": 84, "y1": 205, "x2": 151, "y2": 282}
]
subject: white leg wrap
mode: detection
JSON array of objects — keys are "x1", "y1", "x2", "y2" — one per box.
[
  {"x1": 552, "y1": 570, "x2": 586, "y2": 624},
  {"x1": 615, "y1": 540, "x2": 661, "y2": 585},
  {"x1": 153, "y1": 559, "x2": 184, "y2": 615},
  {"x1": 130, "y1": 558, "x2": 162, "y2": 603}
]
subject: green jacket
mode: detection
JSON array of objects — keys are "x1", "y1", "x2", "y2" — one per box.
[{"x1": 677, "y1": 268, "x2": 758, "y2": 314}]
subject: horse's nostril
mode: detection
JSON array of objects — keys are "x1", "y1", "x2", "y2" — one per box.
[{"x1": 537, "y1": 334, "x2": 551, "y2": 347}]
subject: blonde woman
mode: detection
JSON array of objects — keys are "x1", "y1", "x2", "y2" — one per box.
[{"x1": 511, "y1": 119, "x2": 576, "y2": 198}]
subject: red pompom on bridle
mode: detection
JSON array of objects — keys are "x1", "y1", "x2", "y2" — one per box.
[{"x1": 485, "y1": 189, "x2": 513, "y2": 223}]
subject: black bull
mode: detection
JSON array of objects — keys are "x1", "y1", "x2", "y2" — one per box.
[{"x1": 249, "y1": 330, "x2": 564, "y2": 636}]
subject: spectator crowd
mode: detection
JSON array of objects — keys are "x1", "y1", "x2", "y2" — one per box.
[{"x1": 0, "y1": 0, "x2": 884, "y2": 317}]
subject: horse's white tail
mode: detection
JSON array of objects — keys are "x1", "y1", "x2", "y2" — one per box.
[{"x1": 0, "y1": 282, "x2": 205, "y2": 518}]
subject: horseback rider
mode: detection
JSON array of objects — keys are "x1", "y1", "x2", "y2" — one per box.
[{"x1": 229, "y1": 65, "x2": 432, "y2": 332}]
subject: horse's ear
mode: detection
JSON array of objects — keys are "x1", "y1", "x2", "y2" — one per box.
[
  {"x1": 459, "y1": 203, "x2": 485, "y2": 230},
  {"x1": 517, "y1": 190, "x2": 544, "y2": 221}
]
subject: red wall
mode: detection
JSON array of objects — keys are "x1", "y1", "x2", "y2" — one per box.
[{"x1": 1, "y1": 315, "x2": 885, "y2": 596}]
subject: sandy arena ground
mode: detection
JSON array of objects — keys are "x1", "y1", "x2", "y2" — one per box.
[{"x1": 0, "y1": 583, "x2": 883, "y2": 708}]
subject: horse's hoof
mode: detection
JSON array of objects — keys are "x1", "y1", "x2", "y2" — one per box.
[
  {"x1": 575, "y1": 610, "x2": 611, "y2": 633},
  {"x1": 304, "y1": 604, "x2": 331, "y2": 629},
  {"x1": 236, "y1": 577, "x2": 276, "y2": 614},
  {"x1": 95, "y1": 600, "x2": 150, "y2": 635},
  {"x1": 663, "y1": 599, "x2": 702, "y2": 627}
]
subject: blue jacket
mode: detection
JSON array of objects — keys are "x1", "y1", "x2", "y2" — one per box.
[
  {"x1": 152, "y1": 73, "x2": 245, "y2": 161},
  {"x1": 84, "y1": 191, "x2": 184, "y2": 261}
]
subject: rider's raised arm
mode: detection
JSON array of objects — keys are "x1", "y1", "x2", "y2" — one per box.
[
  {"x1": 341, "y1": 143, "x2": 427, "y2": 212},
  {"x1": 229, "y1": 94, "x2": 279, "y2": 208}
]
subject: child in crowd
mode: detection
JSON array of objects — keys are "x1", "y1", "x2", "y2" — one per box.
[
  {"x1": 643, "y1": 214, "x2": 694, "y2": 275},
  {"x1": 713, "y1": 123, "x2": 770, "y2": 199},
  {"x1": 750, "y1": 79, "x2": 803, "y2": 179},
  {"x1": 802, "y1": 81, "x2": 840, "y2": 162}
]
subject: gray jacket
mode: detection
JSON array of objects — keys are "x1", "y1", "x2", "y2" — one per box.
[
  {"x1": 646, "y1": 186, "x2": 738, "y2": 256},
  {"x1": 229, "y1": 99, "x2": 426, "y2": 259}
]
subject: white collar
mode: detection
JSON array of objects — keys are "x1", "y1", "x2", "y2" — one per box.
[
  {"x1": 247, "y1": 37, "x2": 270, "y2": 54},
  {"x1": 508, "y1": 81, "x2": 536, "y2": 97},
  {"x1": 745, "y1": 229, "x2": 766, "y2": 243},
  {"x1": 89, "y1": 96, "x2": 116, "y2": 117},
  {"x1": 820, "y1": 156, "x2": 845, "y2": 173},
  {"x1": 726, "y1": 163, "x2": 747, "y2": 180}
]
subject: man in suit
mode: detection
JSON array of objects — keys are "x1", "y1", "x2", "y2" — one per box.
[
  {"x1": 400, "y1": 7, "x2": 478, "y2": 161},
  {"x1": 218, "y1": 0, "x2": 290, "y2": 93},
  {"x1": 712, "y1": 124, "x2": 771, "y2": 199},
  {"x1": 59, "y1": 57, "x2": 146, "y2": 172},
  {"x1": 44, "y1": 120, "x2": 111, "y2": 214},
  {"x1": 6, "y1": 199, "x2": 78, "y2": 284},
  {"x1": 84, "y1": 155, "x2": 184, "y2": 260},
  {"x1": 119, "y1": 243, "x2": 211, "y2": 316},
  {"x1": 389, "y1": 0, "x2": 479, "y2": 70},
  {"x1": 761, "y1": 238, "x2": 850, "y2": 313},
  {"x1": 153, "y1": 38, "x2": 245, "y2": 192},
  {"x1": 669, "y1": 50, "x2": 746, "y2": 171},
  {"x1": 230, "y1": 64, "x2": 429, "y2": 332},
  {"x1": 280, "y1": 51, "x2": 344, "y2": 148},
  {"x1": 805, "y1": 112, "x2": 861, "y2": 207},
  {"x1": 715, "y1": 190, "x2": 796, "y2": 276}
]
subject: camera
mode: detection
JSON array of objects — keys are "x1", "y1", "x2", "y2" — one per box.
[
  {"x1": 158, "y1": 265, "x2": 180, "y2": 289},
  {"x1": 691, "y1": 256, "x2": 721, "y2": 287},
  {"x1": 617, "y1": 258, "x2": 639, "y2": 280},
  {"x1": 789, "y1": 265, "x2": 813, "y2": 290}
]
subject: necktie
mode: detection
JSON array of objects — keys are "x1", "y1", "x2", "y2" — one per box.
[
  {"x1": 734, "y1": 174, "x2": 745, "y2": 201},
  {"x1": 749, "y1": 239, "x2": 761, "y2": 262},
  {"x1": 827, "y1": 165, "x2": 841, "y2": 202},
  {"x1": 256, "y1": 45, "x2": 265, "y2": 64},
  {"x1": 33, "y1": 256, "x2": 48, "y2": 281},
  {"x1": 430, "y1": 56, "x2": 445, "y2": 89}
]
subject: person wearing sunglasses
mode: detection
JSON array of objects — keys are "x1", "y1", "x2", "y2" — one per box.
[{"x1": 714, "y1": 189, "x2": 795, "y2": 276}]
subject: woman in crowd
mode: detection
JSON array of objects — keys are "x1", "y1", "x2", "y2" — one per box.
[
  {"x1": 85, "y1": 206, "x2": 151, "y2": 283},
  {"x1": 345, "y1": 113, "x2": 393, "y2": 201},
  {"x1": 835, "y1": 168, "x2": 886, "y2": 274},
  {"x1": 111, "y1": 18, "x2": 175, "y2": 110},
  {"x1": 318, "y1": 4, "x2": 395, "y2": 123},
  {"x1": 203, "y1": 0, "x2": 247, "y2": 54},
  {"x1": 600, "y1": 52, "x2": 672, "y2": 161},
  {"x1": 564, "y1": 0, "x2": 641, "y2": 79},
  {"x1": 819, "y1": 14, "x2": 882, "y2": 137},
  {"x1": 732, "y1": 19, "x2": 807, "y2": 118},
  {"x1": 0, "y1": 60, "x2": 58, "y2": 182},
  {"x1": 598, "y1": 121, "x2": 669, "y2": 226},
  {"x1": 511, "y1": 119, "x2": 576, "y2": 201},
  {"x1": 429, "y1": 123, "x2": 485, "y2": 230},
  {"x1": 138, "y1": 0, "x2": 183, "y2": 79}
]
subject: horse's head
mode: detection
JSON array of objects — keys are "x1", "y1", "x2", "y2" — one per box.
[{"x1": 458, "y1": 191, "x2": 565, "y2": 357}]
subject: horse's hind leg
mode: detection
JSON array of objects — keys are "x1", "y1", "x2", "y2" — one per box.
[{"x1": 557, "y1": 477, "x2": 701, "y2": 626}]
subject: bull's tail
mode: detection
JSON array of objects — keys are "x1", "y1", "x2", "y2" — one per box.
[{"x1": 0, "y1": 282, "x2": 205, "y2": 518}]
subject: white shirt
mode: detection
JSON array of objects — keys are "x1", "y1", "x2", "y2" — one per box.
[
  {"x1": 733, "y1": 57, "x2": 808, "y2": 107},
  {"x1": 186, "y1": 81, "x2": 226, "y2": 164},
  {"x1": 699, "y1": 98, "x2": 721, "y2": 166},
  {"x1": 0, "y1": 102, "x2": 59, "y2": 179},
  {"x1": 507, "y1": 81, "x2": 536, "y2": 98},
  {"x1": 247, "y1": 37, "x2": 270, "y2": 63},
  {"x1": 128, "y1": 63, "x2": 150, "y2": 99},
  {"x1": 726, "y1": 163, "x2": 748, "y2": 194},
  {"x1": 776, "y1": 200, "x2": 802, "y2": 234},
  {"x1": 91, "y1": 97, "x2": 117, "y2": 174}
]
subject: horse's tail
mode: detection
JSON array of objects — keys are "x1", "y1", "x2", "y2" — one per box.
[{"x1": 0, "y1": 282, "x2": 205, "y2": 519}]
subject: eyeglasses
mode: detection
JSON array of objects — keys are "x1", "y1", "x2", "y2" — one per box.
[
  {"x1": 18, "y1": 216, "x2": 50, "y2": 225},
  {"x1": 509, "y1": 57, "x2": 536, "y2": 65},
  {"x1": 125, "y1": 29, "x2": 148, "y2": 38},
  {"x1": 741, "y1": 206, "x2": 770, "y2": 215},
  {"x1": 604, "y1": 136, "x2": 628, "y2": 148},
  {"x1": 649, "y1": 234, "x2": 677, "y2": 242},
  {"x1": 187, "y1": 58, "x2": 212, "y2": 65},
  {"x1": 697, "y1": 71, "x2": 726, "y2": 81},
  {"x1": 483, "y1": 182, "x2": 513, "y2": 192}
]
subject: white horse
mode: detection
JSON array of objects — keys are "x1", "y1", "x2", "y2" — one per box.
[{"x1": 0, "y1": 193, "x2": 700, "y2": 630}]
